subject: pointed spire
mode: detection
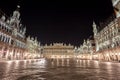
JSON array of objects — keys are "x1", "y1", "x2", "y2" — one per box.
[
  {"x1": 93, "y1": 21, "x2": 97, "y2": 36},
  {"x1": 93, "y1": 21, "x2": 96, "y2": 27},
  {"x1": 22, "y1": 27, "x2": 26, "y2": 35},
  {"x1": 83, "y1": 39, "x2": 86, "y2": 45},
  {"x1": 84, "y1": 39, "x2": 85, "y2": 42},
  {"x1": 1, "y1": 14, "x2": 6, "y2": 21},
  {"x1": 17, "y1": 5, "x2": 20, "y2": 8},
  {"x1": 35, "y1": 37, "x2": 37, "y2": 42},
  {"x1": 12, "y1": 5, "x2": 20, "y2": 19},
  {"x1": 16, "y1": 5, "x2": 20, "y2": 11}
]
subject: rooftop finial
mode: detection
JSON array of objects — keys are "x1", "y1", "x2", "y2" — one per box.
[{"x1": 17, "y1": 5, "x2": 20, "y2": 8}]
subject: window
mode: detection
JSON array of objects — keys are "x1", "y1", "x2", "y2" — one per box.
[{"x1": 11, "y1": 40, "x2": 14, "y2": 45}]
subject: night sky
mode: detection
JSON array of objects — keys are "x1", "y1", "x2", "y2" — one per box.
[{"x1": 0, "y1": 0, "x2": 114, "y2": 46}]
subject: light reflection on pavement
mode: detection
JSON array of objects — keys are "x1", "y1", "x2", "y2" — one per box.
[{"x1": 0, "y1": 58, "x2": 120, "y2": 80}]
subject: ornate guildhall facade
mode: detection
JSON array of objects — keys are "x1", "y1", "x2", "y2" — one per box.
[
  {"x1": 0, "y1": 5, "x2": 41, "y2": 60},
  {"x1": 0, "y1": 5, "x2": 26, "y2": 60},
  {"x1": 43, "y1": 43, "x2": 74, "y2": 58},
  {"x1": 92, "y1": 0, "x2": 120, "y2": 61}
]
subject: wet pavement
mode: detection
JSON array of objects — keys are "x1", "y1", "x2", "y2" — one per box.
[{"x1": 0, "y1": 58, "x2": 120, "y2": 80}]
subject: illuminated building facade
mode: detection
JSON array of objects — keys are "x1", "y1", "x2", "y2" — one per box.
[
  {"x1": 93, "y1": 0, "x2": 120, "y2": 61},
  {"x1": 43, "y1": 43, "x2": 74, "y2": 58},
  {"x1": 0, "y1": 5, "x2": 41, "y2": 60},
  {"x1": 76, "y1": 39, "x2": 95, "y2": 59},
  {"x1": 113, "y1": 0, "x2": 120, "y2": 17},
  {"x1": 0, "y1": 5, "x2": 26, "y2": 60},
  {"x1": 26, "y1": 36, "x2": 41, "y2": 59}
]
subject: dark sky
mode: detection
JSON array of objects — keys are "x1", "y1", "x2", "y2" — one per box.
[{"x1": 0, "y1": 0, "x2": 114, "y2": 46}]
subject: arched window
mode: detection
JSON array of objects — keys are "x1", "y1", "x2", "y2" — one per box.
[{"x1": 11, "y1": 40, "x2": 14, "y2": 45}]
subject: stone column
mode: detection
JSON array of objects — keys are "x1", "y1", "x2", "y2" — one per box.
[
  {"x1": 5, "y1": 48, "x2": 9, "y2": 60},
  {"x1": 21, "y1": 51, "x2": 23, "y2": 60},
  {"x1": 9, "y1": 37, "x2": 11, "y2": 45},
  {"x1": 18, "y1": 50, "x2": 21, "y2": 60},
  {"x1": 1, "y1": 34, "x2": 4, "y2": 41},
  {"x1": 115, "y1": 47, "x2": 119, "y2": 61},
  {"x1": 3, "y1": 35, "x2": 6, "y2": 42},
  {"x1": 108, "y1": 51, "x2": 111, "y2": 61},
  {"x1": 101, "y1": 51, "x2": 105, "y2": 61},
  {"x1": 17, "y1": 50, "x2": 20, "y2": 60},
  {"x1": 117, "y1": 47, "x2": 120, "y2": 61},
  {"x1": 1, "y1": 47, "x2": 5, "y2": 59},
  {"x1": 15, "y1": 50, "x2": 17, "y2": 60},
  {"x1": 107, "y1": 50, "x2": 111, "y2": 61},
  {"x1": 17, "y1": 51, "x2": 20, "y2": 60},
  {"x1": 10, "y1": 49, "x2": 14, "y2": 60},
  {"x1": 104, "y1": 51, "x2": 107, "y2": 61}
]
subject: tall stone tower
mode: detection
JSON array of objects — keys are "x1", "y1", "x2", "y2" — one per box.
[
  {"x1": 10, "y1": 5, "x2": 20, "y2": 28},
  {"x1": 93, "y1": 21, "x2": 97, "y2": 36},
  {"x1": 93, "y1": 21, "x2": 99, "y2": 51}
]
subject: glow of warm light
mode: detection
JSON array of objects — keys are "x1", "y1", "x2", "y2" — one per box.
[
  {"x1": 105, "y1": 62, "x2": 112, "y2": 70},
  {"x1": 5, "y1": 61, "x2": 13, "y2": 73},
  {"x1": 17, "y1": 53, "x2": 20, "y2": 56},
  {"x1": 51, "y1": 55, "x2": 55, "y2": 58},
  {"x1": 94, "y1": 55, "x2": 98, "y2": 58},
  {"x1": 25, "y1": 53, "x2": 28, "y2": 57},
  {"x1": 61, "y1": 56, "x2": 64, "y2": 58},
  {"x1": 94, "y1": 60, "x2": 99, "y2": 68},
  {"x1": 106, "y1": 53, "x2": 109, "y2": 56},
  {"x1": 90, "y1": 55, "x2": 92, "y2": 60},
  {"x1": 83, "y1": 56, "x2": 85, "y2": 58},
  {"x1": 78, "y1": 55, "x2": 80, "y2": 58},
  {"x1": 24, "y1": 60, "x2": 27, "y2": 65},
  {"x1": 67, "y1": 56, "x2": 69, "y2": 58},
  {"x1": 67, "y1": 59, "x2": 69, "y2": 66},
  {"x1": 57, "y1": 59, "x2": 59, "y2": 66},
  {"x1": 38, "y1": 58, "x2": 46, "y2": 65},
  {"x1": 106, "y1": 62, "x2": 111, "y2": 65},
  {"x1": 7, "y1": 60, "x2": 13, "y2": 64},
  {"x1": 15, "y1": 60, "x2": 20, "y2": 68},
  {"x1": 10, "y1": 52, "x2": 13, "y2": 55},
  {"x1": 38, "y1": 55, "x2": 40, "y2": 57},
  {"x1": 94, "y1": 60, "x2": 98, "y2": 63}
]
